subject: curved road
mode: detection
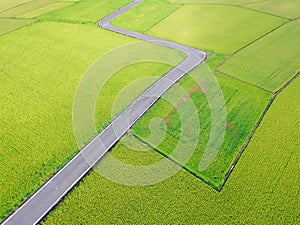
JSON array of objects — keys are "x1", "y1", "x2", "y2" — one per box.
[{"x1": 2, "y1": 1, "x2": 206, "y2": 224}]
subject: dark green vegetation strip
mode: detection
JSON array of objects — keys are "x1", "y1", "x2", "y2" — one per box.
[{"x1": 43, "y1": 75, "x2": 300, "y2": 224}]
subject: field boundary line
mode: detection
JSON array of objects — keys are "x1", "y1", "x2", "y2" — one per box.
[
  {"x1": 241, "y1": 0, "x2": 267, "y2": 6},
  {"x1": 0, "y1": 19, "x2": 37, "y2": 37},
  {"x1": 171, "y1": 2, "x2": 291, "y2": 20},
  {"x1": 220, "y1": 71, "x2": 300, "y2": 191},
  {"x1": 0, "y1": 0, "x2": 38, "y2": 14},
  {"x1": 214, "y1": 20, "x2": 291, "y2": 92},
  {"x1": 230, "y1": 19, "x2": 290, "y2": 56},
  {"x1": 130, "y1": 132, "x2": 219, "y2": 191},
  {"x1": 36, "y1": 17, "x2": 95, "y2": 24},
  {"x1": 1, "y1": 1, "x2": 206, "y2": 224},
  {"x1": 216, "y1": 70, "x2": 273, "y2": 94},
  {"x1": 143, "y1": 5, "x2": 183, "y2": 33}
]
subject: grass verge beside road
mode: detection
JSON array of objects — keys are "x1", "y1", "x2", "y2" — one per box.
[
  {"x1": 111, "y1": 0, "x2": 181, "y2": 33},
  {"x1": 132, "y1": 62, "x2": 270, "y2": 188},
  {"x1": 43, "y1": 75, "x2": 299, "y2": 224},
  {"x1": 0, "y1": 20, "x2": 181, "y2": 220}
]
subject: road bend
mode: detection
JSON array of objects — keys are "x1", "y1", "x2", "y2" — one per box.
[{"x1": 1, "y1": 1, "x2": 206, "y2": 224}]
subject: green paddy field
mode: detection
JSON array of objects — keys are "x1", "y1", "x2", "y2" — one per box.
[{"x1": 0, "y1": 0, "x2": 299, "y2": 223}]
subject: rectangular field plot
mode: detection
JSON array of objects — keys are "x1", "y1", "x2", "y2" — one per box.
[
  {"x1": 168, "y1": 0, "x2": 257, "y2": 4},
  {"x1": 131, "y1": 63, "x2": 270, "y2": 189},
  {"x1": 146, "y1": 4, "x2": 286, "y2": 54},
  {"x1": 0, "y1": 0, "x2": 33, "y2": 12},
  {"x1": 0, "y1": 18, "x2": 35, "y2": 35},
  {"x1": 18, "y1": 2, "x2": 74, "y2": 19},
  {"x1": 112, "y1": 0, "x2": 181, "y2": 33},
  {"x1": 0, "y1": 0, "x2": 54, "y2": 18},
  {"x1": 43, "y1": 77, "x2": 300, "y2": 225},
  {"x1": 169, "y1": 0, "x2": 300, "y2": 19},
  {"x1": 0, "y1": 20, "x2": 183, "y2": 220},
  {"x1": 245, "y1": 0, "x2": 300, "y2": 19},
  {"x1": 56, "y1": 0, "x2": 80, "y2": 2},
  {"x1": 219, "y1": 20, "x2": 300, "y2": 92},
  {"x1": 38, "y1": 0, "x2": 132, "y2": 23}
]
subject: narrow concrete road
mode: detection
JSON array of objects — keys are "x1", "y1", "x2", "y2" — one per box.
[{"x1": 1, "y1": 1, "x2": 206, "y2": 225}]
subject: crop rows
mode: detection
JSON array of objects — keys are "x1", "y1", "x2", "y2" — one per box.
[{"x1": 44, "y1": 76, "x2": 300, "y2": 224}]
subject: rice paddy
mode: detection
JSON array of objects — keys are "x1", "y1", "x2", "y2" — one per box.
[{"x1": 0, "y1": 0, "x2": 299, "y2": 223}]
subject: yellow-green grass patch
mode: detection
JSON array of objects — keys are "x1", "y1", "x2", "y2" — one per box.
[
  {"x1": 44, "y1": 76, "x2": 300, "y2": 224},
  {"x1": 244, "y1": 0, "x2": 300, "y2": 19},
  {"x1": 94, "y1": 63, "x2": 176, "y2": 131},
  {"x1": 0, "y1": 0, "x2": 34, "y2": 12},
  {"x1": 168, "y1": 0, "x2": 300, "y2": 19},
  {"x1": 38, "y1": 0, "x2": 132, "y2": 24},
  {"x1": 219, "y1": 20, "x2": 300, "y2": 92},
  {"x1": 0, "y1": 18, "x2": 35, "y2": 35},
  {"x1": 168, "y1": 0, "x2": 257, "y2": 4},
  {"x1": 146, "y1": 4, "x2": 287, "y2": 54},
  {"x1": 56, "y1": 0, "x2": 80, "y2": 2},
  {"x1": 0, "y1": 20, "x2": 181, "y2": 219},
  {"x1": 18, "y1": 2, "x2": 74, "y2": 19},
  {"x1": 112, "y1": 0, "x2": 181, "y2": 33},
  {"x1": 0, "y1": 0, "x2": 54, "y2": 18}
]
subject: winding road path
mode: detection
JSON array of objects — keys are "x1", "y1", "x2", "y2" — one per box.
[{"x1": 2, "y1": 1, "x2": 206, "y2": 224}]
